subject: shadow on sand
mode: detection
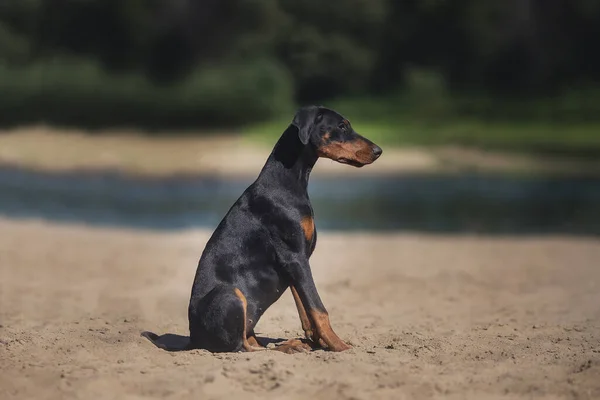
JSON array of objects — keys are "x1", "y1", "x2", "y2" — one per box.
[{"x1": 140, "y1": 331, "x2": 291, "y2": 352}]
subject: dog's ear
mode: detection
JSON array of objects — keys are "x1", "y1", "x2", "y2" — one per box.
[{"x1": 292, "y1": 106, "x2": 321, "y2": 145}]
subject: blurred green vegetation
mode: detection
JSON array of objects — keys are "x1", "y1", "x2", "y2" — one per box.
[
  {"x1": 1, "y1": 0, "x2": 600, "y2": 153},
  {"x1": 245, "y1": 96, "x2": 600, "y2": 156},
  {"x1": 0, "y1": 58, "x2": 293, "y2": 128}
]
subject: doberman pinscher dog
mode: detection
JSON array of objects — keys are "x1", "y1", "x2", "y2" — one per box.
[{"x1": 144, "y1": 105, "x2": 382, "y2": 353}]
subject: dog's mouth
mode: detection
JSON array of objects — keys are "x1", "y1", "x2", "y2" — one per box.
[{"x1": 337, "y1": 157, "x2": 366, "y2": 168}]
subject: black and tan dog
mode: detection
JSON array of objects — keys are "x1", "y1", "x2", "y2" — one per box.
[{"x1": 144, "y1": 105, "x2": 382, "y2": 353}]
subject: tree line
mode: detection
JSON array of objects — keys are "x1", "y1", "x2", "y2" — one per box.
[{"x1": 1, "y1": 0, "x2": 599, "y2": 127}]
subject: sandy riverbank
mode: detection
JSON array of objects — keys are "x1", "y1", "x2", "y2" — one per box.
[
  {"x1": 1, "y1": 126, "x2": 599, "y2": 178},
  {"x1": 0, "y1": 217, "x2": 599, "y2": 399}
]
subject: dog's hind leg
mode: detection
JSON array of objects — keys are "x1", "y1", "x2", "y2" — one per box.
[
  {"x1": 232, "y1": 288, "x2": 265, "y2": 352},
  {"x1": 189, "y1": 285, "x2": 263, "y2": 352},
  {"x1": 247, "y1": 330, "x2": 264, "y2": 348}
]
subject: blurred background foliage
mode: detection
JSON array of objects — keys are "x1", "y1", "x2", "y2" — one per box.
[{"x1": 1, "y1": 0, "x2": 599, "y2": 146}]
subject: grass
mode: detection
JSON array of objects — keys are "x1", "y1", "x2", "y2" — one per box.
[
  {"x1": 2, "y1": 59, "x2": 600, "y2": 158},
  {"x1": 243, "y1": 96, "x2": 600, "y2": 158}
]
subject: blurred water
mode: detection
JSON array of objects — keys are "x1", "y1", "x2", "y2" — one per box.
[{"x1": 0, "y1": 166, "x2": 598, "y2": 235}]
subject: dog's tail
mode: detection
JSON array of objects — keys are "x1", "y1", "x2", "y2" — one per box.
[{"x1": 140, "y1": 331, "x2": 195, "y2": 352}]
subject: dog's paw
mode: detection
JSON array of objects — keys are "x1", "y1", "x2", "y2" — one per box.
[
  {"x1": 273, "y1": 339, "x2": 312, "y2": 354},
  {"x1": 329, "y1": 341, "x2": 352, "y2": 352}
]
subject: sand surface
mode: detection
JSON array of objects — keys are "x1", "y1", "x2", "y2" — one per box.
[{"x1": 1, "y1": 218, "x2": 599, "y2": 399}]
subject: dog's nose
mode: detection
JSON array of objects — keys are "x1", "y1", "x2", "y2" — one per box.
[{"x1": 372, "y1": 145, "x2": 383, "y2": 159}]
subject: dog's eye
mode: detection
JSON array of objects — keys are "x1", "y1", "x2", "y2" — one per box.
[{"x1": 339, "y1": 123, "x2": 347, "y2": 132}]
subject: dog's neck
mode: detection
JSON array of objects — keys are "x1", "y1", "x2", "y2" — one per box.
[{"x1": 257, "y1": 125, "x2": 318, "y2": 191}]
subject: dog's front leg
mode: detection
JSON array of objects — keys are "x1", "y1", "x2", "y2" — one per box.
[
  {"x1": 290, "y1": 286, "x2": 316, "y2": 342},
  {"x1": 288, "y1": 263, "x2": 351, "y2": 352}
]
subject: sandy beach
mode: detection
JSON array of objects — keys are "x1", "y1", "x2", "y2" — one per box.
[{"x1": 1, "y1": 217, "x2": 599, "y2": 399}]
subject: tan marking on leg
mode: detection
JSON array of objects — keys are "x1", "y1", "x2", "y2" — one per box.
[
  {"x1": 233, "y1": 288, "x2": 265, "y2": 352},
  {"x1": 291, "y1": 286, "x2": 316, "y2": 342},
  {"x1": 291, "y1": 287, "x2": 326, "y2": 347},
  {"x1": 247, "y1": 333, "x2": 263, "y2": 348},
  {"x1": 308, "y1": 310, "x2": 351, "y2": 352},
  {"x1": 300, "y1": 216, "x2": 314, "y2": 242}
]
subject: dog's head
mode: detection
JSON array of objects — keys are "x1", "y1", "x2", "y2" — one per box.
[{"x1": 291, "y1": 105, "x2": 382, "y2": 167}]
